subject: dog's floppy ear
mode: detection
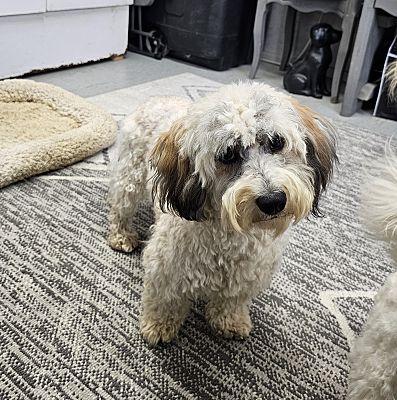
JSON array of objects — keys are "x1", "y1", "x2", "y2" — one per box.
[
  {"x1": 150, "y1": 120, "x2": 207, "y2": 221},
  {"x1": 292, "y1": 100, "x2": 338, "y2": 216}
]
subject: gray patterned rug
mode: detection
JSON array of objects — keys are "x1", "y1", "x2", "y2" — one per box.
[{"x1": 0, "y1": 73, "x2": 395, "y2": 400}]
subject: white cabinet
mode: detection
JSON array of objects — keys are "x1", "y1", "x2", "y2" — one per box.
[{"x1": 0, "y1": 1, "x2": 134, "y2": 79}]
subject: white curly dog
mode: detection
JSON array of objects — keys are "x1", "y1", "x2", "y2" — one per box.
[
  {"x1": 347, "y1": 60, "x2": 397, "y2": 400},
  {"x1": 347, "y1": 141, "x2": 397, "y2": 400},
  {"x1": 107, "y1": 82, "x2": 337, "y2": 346}
]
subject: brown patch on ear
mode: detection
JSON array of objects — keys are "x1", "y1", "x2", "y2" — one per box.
[
  {"x1": 150, "y1": 121, "x2": 189, "y2": 188},
  {"x1": 150, "y1": 121, "x2": 206, "y2": 221},
  {"x1": 292, "y1": 100, "x2": 336, "y2": 172},
  {"x1": 291, "y1": 99, "x2": 338, "y2": 216}
]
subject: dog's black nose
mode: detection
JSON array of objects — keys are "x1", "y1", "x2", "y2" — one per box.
[{"x1": 256, "y1": 192, "x2": 287, "y2": 216}]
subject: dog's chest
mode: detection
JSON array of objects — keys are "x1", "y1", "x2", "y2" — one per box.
[
  {"x1": 210, "y1": 233, "x2": 282, "y2": 287},
  {"x1": 174, "y1": 221, "x2": 287, "y2": 296},
  {"x1": 144, "y1": 215, "x2": 289, "y2": 298}
]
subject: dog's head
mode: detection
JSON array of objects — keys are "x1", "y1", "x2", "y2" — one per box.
[
  {"x1": 151, "y1": 82, "x2": 337, "y2": 235},
  {"x1": 310, "y1": 23, "x2": 341, "y2": 47}
]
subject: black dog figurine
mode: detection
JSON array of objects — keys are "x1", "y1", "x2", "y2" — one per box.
[{"x1": 283, "y1": 23, "x2": 341, "y2": 99}]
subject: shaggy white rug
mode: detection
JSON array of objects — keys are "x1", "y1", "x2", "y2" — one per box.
[{"x1": 0, "y1": 79, "x2": 117, "y2": 188}]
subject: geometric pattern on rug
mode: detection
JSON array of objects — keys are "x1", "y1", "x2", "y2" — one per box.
[
  {"x1": 0, "y1": 73, "x2": 395, "y2": 400},
  {"x1": 319, "y1": 290, "x2": 376, "y2": 349}
]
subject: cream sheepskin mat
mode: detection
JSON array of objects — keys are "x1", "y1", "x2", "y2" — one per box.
[{"x1": 0, "y1": 79, "x2": 117, "y2": 188}]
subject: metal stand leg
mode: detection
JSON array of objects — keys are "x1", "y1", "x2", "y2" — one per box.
[
  {"x1": 249, "y1": 0, "x2": 268, "y2": 79},
  {"x1": 374, "y1": 34, "x2": 397, "y2": 115},
  {"x1": 279, "y1": 7, "x2": 297, "y2": 71},
  {"x1": 331, "y1": 15, "x2": 355, "y2": 103},
  {"x1": 341, "y1": 4, "x2": 382, "y2": 116}
]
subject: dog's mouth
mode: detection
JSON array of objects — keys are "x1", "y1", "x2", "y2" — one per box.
[
  {"x1": 253, "y1": 212, "x2": 290, "y2": 223},
  {"x1": 250, "y1": 212, "x2": 294, "y2": 236}
]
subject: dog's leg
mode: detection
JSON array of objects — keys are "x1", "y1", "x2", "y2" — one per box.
[
  {"x1": 108, "y1": 207, "x2": 141, "y2": 252},
  {"x1": 140, "y1": 281, "x2": 191, "y2": 346},
  {"x1": 206, "y1": 296, "x2": 252, "y2": 339},
  {"x1": 140, "y1": 246, "x2": 191, "y2": 345},
  {"x1": 108, "y1": 117, "x2": 150, "y2": 252}
]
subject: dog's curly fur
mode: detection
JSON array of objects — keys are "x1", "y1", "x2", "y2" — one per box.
[
  {"x1": 347, "y1": 141, "x2": 397, "y2": 400},
  {"x1": 107, "y1": 82, "x2": 337, "y2": 345}
]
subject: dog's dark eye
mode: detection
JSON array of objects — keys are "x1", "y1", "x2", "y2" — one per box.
[
  {"x1": 218, "y1": 147, "x2": 241, "y2": 165},
  {"x1": 269, "y1": 135, "x2": 284, "y2": 153}
]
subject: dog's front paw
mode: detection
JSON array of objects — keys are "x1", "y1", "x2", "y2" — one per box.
[
  {"x1": 207, "y1": 310, "x2": 252, "y2": 339},
  {"x1": 108, "y1": 230, "x2": 139, "y2": 252},
  {"x1": 140, "y1": 317, "x2": 181, "y2": 346}
]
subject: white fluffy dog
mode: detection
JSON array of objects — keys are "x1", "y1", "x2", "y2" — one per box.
[
  {"x1": 347, "y1": 61, "x2": 397, "y2": 400},
  {"x1": 347, "y1": 141, "x2": 397, "y2": 400},
  {"x1": 107, "y1": 82, "x2": 337, "y2": 345}
]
